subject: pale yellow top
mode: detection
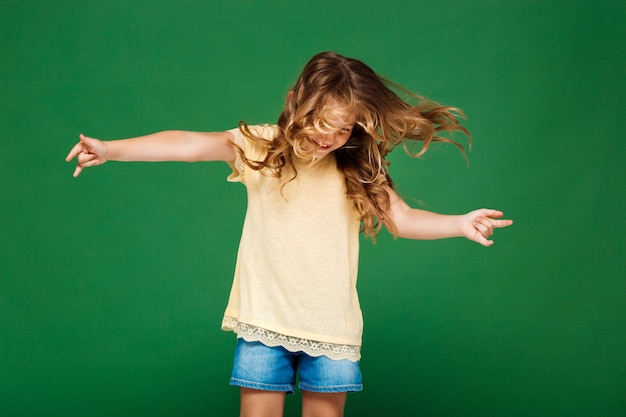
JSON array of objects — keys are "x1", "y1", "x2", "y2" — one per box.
[{"x1": 221, "y1": 125, "x2": 363, "y2": 361}]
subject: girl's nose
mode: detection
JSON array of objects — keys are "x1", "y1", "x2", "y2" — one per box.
[{"x1": 322, "y1": 132, "x2": 336, "y2": 143}]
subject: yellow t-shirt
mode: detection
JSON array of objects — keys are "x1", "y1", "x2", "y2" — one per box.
[{"x1": 222, "y1": 125, "x2": 363, "y2": 361}]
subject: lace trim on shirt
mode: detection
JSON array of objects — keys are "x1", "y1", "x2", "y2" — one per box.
[{"x1": 222, "y1": 316, "x2": 361, "y2": 362}]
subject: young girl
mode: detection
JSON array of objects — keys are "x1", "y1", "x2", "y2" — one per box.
[{"x1": 66, "y1": 51, "x2": 512, "y2": 417}]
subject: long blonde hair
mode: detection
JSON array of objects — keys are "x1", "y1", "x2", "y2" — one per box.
[{"x1": 235, "y1": 51, "x2": 470, "y2": 239}]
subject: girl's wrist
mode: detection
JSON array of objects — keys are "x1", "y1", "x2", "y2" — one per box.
[
  {"x1": 454, "y1": 214, "x2": 468, "y2": 238},
  {"x1": 104, "y1": 140, "x2": 122, "y2": 161}
]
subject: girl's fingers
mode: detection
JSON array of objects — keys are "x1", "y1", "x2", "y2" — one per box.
[
  {"x1": 67, "y1": 135, "x2": 106, "y2": 177},
  {"x1": 475, "y1": 210, "x2": 513, "y2": 230},
  {"x1": 65, "y1": 142, "x2": 84, "y2": 162},
  {"x1": 465, "y1": 210, "x2": 512, "y2": 247},
  {"x1": 478, "y1": 209, "x2": 503, "y2": 218},
  {"x1": 473, "y1": 218, "x2": 492, "y2": 237},
  {"x1": 77, "y1": 152, "x2": 96, "y2": 164},
  {"x1": 80, "y1": 158, "x2": 101, "y2": 168},
  {"x1": 493, "y1": 219, "x2": 514, "y2": 229},
  {"x1": 72, "y1": 165, "x2": 83, "y2": 177},
  {"x1": 67, "y1": 134, "x2": 98, "y2": 162},
  {"x1": 473, "y1": 232, "x2": 493, "y2": 247}
]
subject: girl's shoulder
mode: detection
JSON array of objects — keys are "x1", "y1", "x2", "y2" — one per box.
[
  {"x1": 230, "y1": 124, "x2": 279, "y2": 159},
  {"x1": 252, "y1": 124, "x2": 280, "y2": 139},
  {"x1": 230, "y1": 124, "x2": 279, "y2": 143}
]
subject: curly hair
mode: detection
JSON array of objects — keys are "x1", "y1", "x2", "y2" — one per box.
[{"x1": 234, "y1": 51, "x2": 470, "y2": 239}]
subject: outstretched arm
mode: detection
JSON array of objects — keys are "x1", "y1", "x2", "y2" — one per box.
[
  {"x1": 385, "y1": 186, "x2": 513, "y2": 246},
  {"x1": 65, "y1": 130, "x2": 236, "y2": 177}
]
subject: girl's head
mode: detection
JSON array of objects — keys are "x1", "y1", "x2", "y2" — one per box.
[
  {"x1": 241, "y1": 51, "x2": 469, "y2": 239},
  {"x1": 278, "y1": 51, "x2": 392, "y2": 161},
  {"x1": 278, "y1": 52, "x2": 467, "y2": 161}
]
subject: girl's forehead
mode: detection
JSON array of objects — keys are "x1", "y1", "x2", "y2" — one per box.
[{"x1": 319, "y1": 102, "x2": 358, "y2": 125}]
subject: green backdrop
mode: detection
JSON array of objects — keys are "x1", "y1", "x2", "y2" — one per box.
[{"x1": 1, "y1": 1, "x2": 624, "y2": 416}]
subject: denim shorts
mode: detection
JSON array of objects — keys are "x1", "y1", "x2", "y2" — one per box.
[{"x1": 230, "y1": 338, "x2": 363, "y2": 393}]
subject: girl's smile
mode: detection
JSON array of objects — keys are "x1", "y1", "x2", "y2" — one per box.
[{"x1": 310, "y1": 114, "x2": 357, "y2": 159}]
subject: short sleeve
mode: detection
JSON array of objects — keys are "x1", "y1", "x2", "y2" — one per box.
[
  {"x1": 226, "y1": 124, "x2": 278, "y2": 184},
  {"x1": 226, "y1": 127, "x2": 246, "y2": 183}
]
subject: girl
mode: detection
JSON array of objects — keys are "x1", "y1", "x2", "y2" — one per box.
[{"x1": 66, "y1": 51, "x2": 512, "y2": 417}]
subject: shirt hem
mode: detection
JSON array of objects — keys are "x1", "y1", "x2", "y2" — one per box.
[{"x1": 222, "y1": 316, "x2": 361, "y2": 362}]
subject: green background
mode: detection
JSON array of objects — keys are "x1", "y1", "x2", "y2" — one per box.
[{"x1": 2, "y1": 0, "x2": 624, "y2": 416}]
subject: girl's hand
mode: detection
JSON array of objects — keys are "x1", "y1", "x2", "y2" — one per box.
[
  {"x1": 65, "y1": 134, "x2": 109, "y2": 177},
  {"x1": 459, "y1": 209, "x2": 513, "y2": 247}
]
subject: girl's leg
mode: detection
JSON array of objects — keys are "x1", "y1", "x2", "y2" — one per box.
[
  {"x1": 239, "y1": 388, "x2": 286, "y2": 417},
  {"x1": 301, "y1": 391, "x2": 347, "y2": 417}
]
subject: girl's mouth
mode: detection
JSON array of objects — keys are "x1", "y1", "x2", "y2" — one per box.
[{"x1": 314, "y1": 140, "x2": 330, "y2": 149}]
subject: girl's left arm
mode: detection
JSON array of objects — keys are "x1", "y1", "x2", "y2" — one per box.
[{"x1": 385, "y1": 186, "x2": 513, "y2": 246}]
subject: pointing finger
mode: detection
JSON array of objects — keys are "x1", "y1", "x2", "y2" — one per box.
[
  {"x1": 65, "y1": 141, "x2": 84, "y2": 162},
  {"x1": 493, "y1": 219, "x2": 513, "y2": 229}
]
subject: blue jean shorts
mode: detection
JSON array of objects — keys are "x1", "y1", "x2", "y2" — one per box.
[{"x1": 230, "y1": 338, "x2": 363, "y2": 393}]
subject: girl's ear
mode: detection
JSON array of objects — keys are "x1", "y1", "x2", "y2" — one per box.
[{"x1": 286, "y1": 90, "x2": 297, "y2": 112}]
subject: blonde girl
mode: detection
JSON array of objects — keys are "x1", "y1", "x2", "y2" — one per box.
[{"x1": 66, "y1": 51, "x2": 512, "y2": 417}]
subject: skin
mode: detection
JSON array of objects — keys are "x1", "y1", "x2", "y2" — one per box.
[
  {"x1": 309, "y1": 110, "x2": 356, "y2": 159},
  {"x1": 239, "y1": 389, "x2": 346, "y2": 417},
  {"x1": 65, "y1": 119, "x2": 512, "y2": 417}
]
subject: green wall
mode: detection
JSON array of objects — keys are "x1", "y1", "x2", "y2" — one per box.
[{"x1": 1, "y1": 1, "x2": 624, "y2": 416}]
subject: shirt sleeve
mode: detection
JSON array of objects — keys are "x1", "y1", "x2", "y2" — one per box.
[
  {"x1": 226, "y1": 124, "x2": 278, "y2": 185},
  {"x1": 226, "y1": 127, "x2": 246, "y2": 184}
]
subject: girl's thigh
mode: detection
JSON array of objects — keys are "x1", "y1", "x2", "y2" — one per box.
[
  {"x1": 239, "y1": 388, "x2": 286, "y2": 417},
  {"x1": 301, "y1": 391, "x2": 347, "y2": 417}
]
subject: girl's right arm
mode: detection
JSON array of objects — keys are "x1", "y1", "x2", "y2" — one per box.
[
  {"x1": 385, "y1": 185, "x2": 513, "y2": 246},
  {"x1": 65, "y1": 130, "x2": 236, "y2": 177}
]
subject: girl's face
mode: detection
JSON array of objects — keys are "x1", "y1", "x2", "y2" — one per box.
[{"x1": 309, "y1": 111, "x2": 357, "y2": 160}]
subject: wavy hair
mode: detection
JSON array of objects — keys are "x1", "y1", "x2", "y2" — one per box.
[{"x1": 235, "y1": 51, "x2": 470, "y2": 239}]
